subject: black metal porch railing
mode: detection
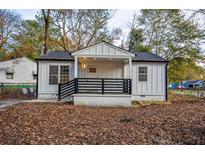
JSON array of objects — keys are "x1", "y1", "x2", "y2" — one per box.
[{"x1": 58, "y1": 78, "x2": 132, "y2": 101}]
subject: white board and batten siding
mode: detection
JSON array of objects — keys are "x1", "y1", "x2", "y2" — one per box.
[
  {"x1": 38, "y1": 60, "x2": 74, "y2": 99},
  {"x1": 79, "y1": 61, "x2": 123, "y2": 78},
  {"x1": 72, "y1": 42, "x2": 134, "y2": 58},
  {"x1": 131, "y1": 62, "x2": 166, "y2": 101}
]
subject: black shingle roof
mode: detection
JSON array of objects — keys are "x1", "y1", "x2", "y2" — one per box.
[
  {"x1": 132, "y1": 52, "x2": 168, "y2": 62},
  {"x1": 36, "y1": 49, "x2": 168, "y2": 62},
  {"x1": 36, "y1": 51, "x2": 74, "y2": 61}
]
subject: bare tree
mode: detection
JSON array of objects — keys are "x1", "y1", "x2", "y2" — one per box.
[
  {"x1": 52, "y1": 9, "x2": 121, "y2": 51},
  {"x1": 0, "y1": 10, "x2": 20, "y2": 51},
  {"x1": 41, "y1": 9, "x2": 51, "y2": 54},
  {"x1": 51, "y1": 10, "x2": 74, "y2": 51}
]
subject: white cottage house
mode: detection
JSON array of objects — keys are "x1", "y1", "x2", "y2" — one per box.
[
  {"x1": 36, "y1": 42, "x2": 168, "y2": 106},
  {"x1": 0, "y1": 57, "x2": 37, "y2": 84}
]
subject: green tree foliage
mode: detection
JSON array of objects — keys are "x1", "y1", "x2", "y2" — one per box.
[
  {"x1": 11, "y1": 19, "x2": 44, "y2": 60},
  {"x1": 129, "y1": 9, "x2": 205, "y2": 83},
  {"x1": 132, "y1": 10, "x2": 203, "y2": 60},
  {"x1": 7, "y1": 9, "x2": 122, "y2": 60},
  {"x1": 168, "y1": 58, "x2": 205, "y2": 82},
  {"x1": 0, "y1": 10, "x2": 21, "y2": 61},
  {"x1": 129, "y1": 28, "x2": 151, "y2": 52},
  {"x1": 11, "y1": 12, "x2": 62, "y2": 60},
  {"x1": 1, "y1": 9, "x2": 205, "y2": 83}
]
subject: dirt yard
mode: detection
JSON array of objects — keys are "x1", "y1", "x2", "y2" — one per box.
[{"x1": 0, "y1": 94, "x2": 204, "y2": 145}]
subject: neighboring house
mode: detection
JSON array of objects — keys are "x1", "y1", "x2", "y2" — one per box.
[
  {"x1": 36, "y1": 41, "x2": 168, "y2": 106},
  {"x1": 0, "y1": 57, "x2": 37, "y2": 84},
  {"x1": 183, "y1": 80, "x2": 205, "y2": 89}
]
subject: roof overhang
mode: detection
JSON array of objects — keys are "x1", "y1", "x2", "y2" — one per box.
[
  {"x1": 132, "y1": 60, "x2": 169, "y2": 63},
  {"x1": 35, "y1": 58, "x2": 74, "y2": 62}
]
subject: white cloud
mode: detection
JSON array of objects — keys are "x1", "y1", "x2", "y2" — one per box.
[
  {"x1": 108, "y1": 9, "x2": 138, "y2": 45},
  {"x1": 14, "y1": 9, "x2": 39, "y2": 20}
]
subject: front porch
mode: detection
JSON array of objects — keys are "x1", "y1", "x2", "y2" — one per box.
[
  {"x1": 75, "y1": 57, "x2": 133, "y2": 79},
  {"x1": 58, "y1": 78, "x2": 132, "y2": 97},
  {"x1": 58, "y1": 78, "x2": 132, "y2": 106},
  {"x1": 59, "y1": 42, "x2": 135, "y2": 106},
  {"x1": 72, "y1": 41, "x2": 135, "y2": 79}
]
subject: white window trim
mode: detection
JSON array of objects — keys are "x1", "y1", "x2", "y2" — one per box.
[
  {"x1": 6, "y1": 73, "x2": 14, "y2": 79},
  {"x1": 60, "y1": 65, "x2": 69, "y2": 83},
  {"x1": 49, "y1": 64, "x2": 69, "y2": 85},
  {"x1": 89, "y1": 67, "x2": 97, "y2": 73},
  {"x1": 138, "y1": 66, "x2": 148, "y2": 82},
  {"x1": 49, "y1": 65, "x2": 59, "y2": 85}
]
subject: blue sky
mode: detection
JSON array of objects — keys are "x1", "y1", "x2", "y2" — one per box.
[{"x1": 14, "y1": 9, "x2": 137, "y2": 44}]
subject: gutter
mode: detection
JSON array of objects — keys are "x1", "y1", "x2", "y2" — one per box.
[
  {"x1": 132, "y1": 60, "x2": 169, "y2": 63},
  {"x1": 35, "y1": 59, "x2": 74, "y2": 61}
]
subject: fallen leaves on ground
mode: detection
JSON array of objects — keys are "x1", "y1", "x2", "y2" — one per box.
[{"x1": 0, "y1": 94, "x2": 204, "y2": 145}]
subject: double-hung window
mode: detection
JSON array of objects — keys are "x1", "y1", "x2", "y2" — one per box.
[
  {"x1": 138, "y1": 66, "x2": 147, "y2": 82},
  {"x1": 49, "y1": 66, "x2": 59, "y2": 85},
  {"x1": 49, "y1": 65, "x2": 69, "y2": 85},
  {"x1": 60, "y1": 66, "x2": 69, "y2": 84}
]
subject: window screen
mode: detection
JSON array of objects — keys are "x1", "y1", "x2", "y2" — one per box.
[
  {"x1": 49, "y1": 65, "x2": 58, "y2": 85},
  {"x1": 139, "y1": 66, "x2": 147, "y2": 82},
  {"x1": 60, "y1": 66, "x2": 69, "y2": 84}
]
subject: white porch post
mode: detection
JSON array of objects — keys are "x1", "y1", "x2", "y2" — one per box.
[
  {"x1": 74, "y1": 56, "x2": 78, "y2": 78},
  {"x1": 129, "y1": 57, "x2": 132, "y2": 78}
]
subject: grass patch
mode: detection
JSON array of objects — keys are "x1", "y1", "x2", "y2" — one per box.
[{"x1": 132, "y1": 100, "x2": 171, "y2": 107}]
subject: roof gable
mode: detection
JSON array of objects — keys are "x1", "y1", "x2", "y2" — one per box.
[
  {"x1": 0, "y1": 57, "x2": 36, "y2": 73},
  {"x1": 0, "y1": 57, "x2": 35, "y2": 66},
  {"x1": 35, "y1": 42, "x2": 168, "y2": 62},
  {"x1": 72, "y1": 42, "x2": 134, "y2": 57}
]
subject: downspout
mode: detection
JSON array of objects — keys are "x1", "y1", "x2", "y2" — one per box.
[
  {"x1": 165, "y1": 63, "x2": 168, "y2": 101},
  {"x1": 36, "y1": 61, "x2": 39, "y2": 99}
]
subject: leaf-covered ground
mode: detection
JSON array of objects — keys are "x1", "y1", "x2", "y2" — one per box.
[{"x1": 0, "y1": 94, "x2": 204, "y2": 144}]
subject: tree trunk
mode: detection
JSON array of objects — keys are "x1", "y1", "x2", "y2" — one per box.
[
  {"x1": 42, "y1": 9, "x2": 51, "y2": 54},
  {"x1": 44, "y1": 21, "x2": 49, "y2": 54}
]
